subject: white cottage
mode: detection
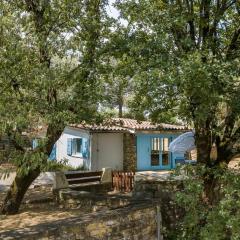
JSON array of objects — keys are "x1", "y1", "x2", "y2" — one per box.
[
  {"x1": 52, "y1": 118, "x2": 189, "y2": 171},
  {"x1": 55, "y1": 125, "x2": 124, "y2": 170}
]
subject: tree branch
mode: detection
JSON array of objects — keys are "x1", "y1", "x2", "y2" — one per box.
[
  {"x1": 222, "y1": 108, "x2": 237, "y2": 142},
  {"x1": 226, "y1": 27, "x2": 240, "y2": 60},
  {"x1": 186, "y1": 0, "x2": 196, "y2": 46},
  {"x1": 229, "y1": 126, "x2": 240, "y2": 144},
  {"x1": 201, "y1": 0, "x2": 211, "y2": 48}
]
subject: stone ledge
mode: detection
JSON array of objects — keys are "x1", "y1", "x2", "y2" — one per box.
[
  {"x1": 57, "y1": 190, "x2": 138, "y2": 212},
  {"x1": 0, "y1": 202, "x2": 160, "y2": 240}
]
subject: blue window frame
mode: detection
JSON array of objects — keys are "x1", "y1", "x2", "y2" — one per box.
[
  {"x1": 137, "y1": 134, "x2": 179, "y2": 170},
  {"x1": 67, "y1": 138, "x2": 82, "y2": 157}
]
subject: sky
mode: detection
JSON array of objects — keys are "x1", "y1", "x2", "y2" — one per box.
[
  {"x1": 106, "y1": 0, "x2": 120, "y2": 19},
  {"x1": 106, "y1": 0, "x2": 128, "y2": 26}
]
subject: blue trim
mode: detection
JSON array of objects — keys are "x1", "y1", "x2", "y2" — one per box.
[
  {"x1": 67, "y1": 138, "x2": 72, "y2": 156},
  {"x1": 82, "y1": 138, "x2": 89, "y2": 159},
  {"x1": 67, "y1": 137, "x2": 90, "y2": 159},
  {"x1": 49, "y1": 144, "x2": 56, "y2": 160},
  {"x1": 136, "y1": 133, "x2": 184, "y2": 171}
]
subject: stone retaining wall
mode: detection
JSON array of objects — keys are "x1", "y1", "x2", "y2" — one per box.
[
  {"x1": 133, "y1": 178, "x2": 184, "y2": 238},
  {"x1": 0, "y1": 203, "x2": 160, "y2": 240},
  {"x1": 58, "y1": 189, "x2": 132, "y2": 212}
]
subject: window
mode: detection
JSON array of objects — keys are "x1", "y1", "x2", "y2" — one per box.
[
  {"x1": 150, "y1": 137, "x2": 171, "y2": 167},
  {"x1": 161, "y1": 138, "x2": 170, "y2": 166},
  {"x1": 67, "y1": 138, "x2": 82, "y2": 157},
  {"x1": 72, "y1": 138, "x2": 82, "y2": 156},
  {"x1": 151, "y1": 138, "x2": 160, "y2": 166}
]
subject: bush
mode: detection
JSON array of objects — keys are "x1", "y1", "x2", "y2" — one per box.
[
  {"x1": 172, "y1": 165, "x2": 240, "y2": 240},
  {"x1": 42, "y1": 159, "x2": 87, "y2": 172}
]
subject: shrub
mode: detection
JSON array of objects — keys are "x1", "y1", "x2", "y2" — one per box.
[{"x1": 172, "y1": 165, "x2": 240, "y2": 240}]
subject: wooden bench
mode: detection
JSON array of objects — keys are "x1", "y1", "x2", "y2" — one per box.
[
  {"x1": 53, "y1": 169, "x2": 112, "y2": 197},
  {"x1": 64, "y1": 171, "x2": 103, "y2": 186}
]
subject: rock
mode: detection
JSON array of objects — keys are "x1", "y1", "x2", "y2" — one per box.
[
  {"x1": 101, "y1": 167, "x2": 112, "y2": 183},
  {"x1": 52, "y1": 171, "x2": 69, "y2": 190}
]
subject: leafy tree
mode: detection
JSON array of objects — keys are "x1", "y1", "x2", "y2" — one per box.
[
  {"x1": 0, "y1": 0, "x2": 105, "y2": 214},
  {"x1": 174, "y1": 165, "x2": 240, "y2": 240},
  {"x1": 100, "y1": 17, "x2": 178, "y2": 121},
  {"x1": 115, "y1": 0, "x2": 240, "y2": 202},
  {"x1": 100, "y1": 25, "x2": 135, "y2": 117}
]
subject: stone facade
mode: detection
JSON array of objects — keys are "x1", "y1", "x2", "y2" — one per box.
[
  {"x1": 0, "y1": 202, "x2": 160, "y2": 240},
  {"x1": 123, "y1": 133, "x2": 137, "y2": 171}
]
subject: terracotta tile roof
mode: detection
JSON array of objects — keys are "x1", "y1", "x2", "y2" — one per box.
[
  {"x1": 71, "y1": 118, "x2": 188, "y2": 133},
  {"x1": 113, "y1": 118, "x2": 187, "y2": 130},
  {"x1": 71, "y1": 120, "x2": 127, "y2": 132}
]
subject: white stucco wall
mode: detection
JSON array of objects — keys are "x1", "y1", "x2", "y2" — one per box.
[
  {"x1": 91, "y1": 133, "x2": 123, "y2": 171},
  {"x1": 56, "y1": 127, "x2": 90, "y2": 168}
]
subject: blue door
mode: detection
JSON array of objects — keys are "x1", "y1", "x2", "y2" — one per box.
[
  {"x1": 137, "y1": 135, "x2": 151, "y2": 170},
  {"x1": 137, "y1": 134, "x2": 176, "y2": 170},
  {"x1": 150, "y1": 136, "x2": 173, "y2": 170}
]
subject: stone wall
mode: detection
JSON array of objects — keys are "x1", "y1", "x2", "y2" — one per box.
[
  {"x1": 57, "y1": 189, "x2": 132, "y2": 212},
  {"x1": 0, "y1": 202, "x2": 160, "y2": 240},
  {"x1": 133, "y1": 178, "x2": 184, "y2": 239},
  {"x1": 123, "y1": 133, "x2": 137, "y2": 171}
]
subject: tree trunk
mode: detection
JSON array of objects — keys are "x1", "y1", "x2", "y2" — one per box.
[
  {"x1": 202, "y1": 170, "x2": 221, "y2": 205},
  {"x1": 1, "y1": 168, "x2": 40, "y2": 215},
  {"x1": 1, "y1": 124, "x2": 64, "y2": 215},
  {"x1": 118, "y1": 102, "x2": 123, "y2": 118},
  {"x1": 117, "y1": 86, "x2": 123, "y2": 118},
  {"x1": 195, "y1": 130, "x2": 212, "y2": 164},
  {"x1": 194, "y1": 129, "x2": 222, "y2": 204}
]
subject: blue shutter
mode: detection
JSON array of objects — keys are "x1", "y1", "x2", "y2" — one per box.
[
  {"x1": 86, "y1": 140, "x2": 89, "y2": 159},
  {"x1": 79, "y1": 138, "x2": 83, "y2": 153},
  {"x1": 49, "y1": 144, "x2": 56, "y2": 161},
  {"x1": 82, "y1": 139, "x2": 88, "y2": 158},
  {"x1": 32, "y1": 139, "x2": 38, "y2": 149},
  {"x1": 67, "y1": 138, "x2": 72, "y2": 156}
]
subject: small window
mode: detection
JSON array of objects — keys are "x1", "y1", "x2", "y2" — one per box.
[
  {"x1": 161, "y1": 138, "x2": 169, "y2": 152},
  {"x1": 72, "y1": 138, "x2": 82, "y2": 156},
  {"x1": 150, "y1": 137, "x2": 171, "y2": 167},
  {"x1": 151, "y1": 138, "x2": 160, "y2": 166},
  {"x1": 161, "y1": 138, "x2": 170, "y2": 166}
]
